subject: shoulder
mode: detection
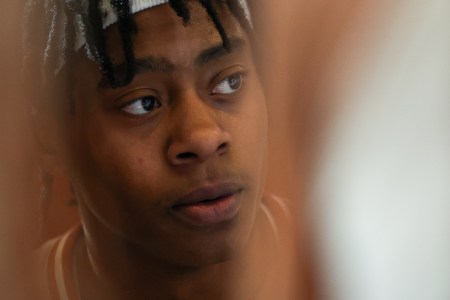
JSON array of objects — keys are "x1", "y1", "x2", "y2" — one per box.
[{"x1": 35, "y1": 225, "x2": 82, "y2": 300}]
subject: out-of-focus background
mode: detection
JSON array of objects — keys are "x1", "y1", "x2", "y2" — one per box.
[
  {"x1": 312, "y1": 1, "x2": 450, "y2": 299},
  {"x1": 0, "y1": 2, "x2": 40, "y2": 299},
  {"x1": 259, "y1": 0, "x2": 450, "y2": 299},
  {"x1": 2, "y1": 0, "x2": 450, "y2": 299}
]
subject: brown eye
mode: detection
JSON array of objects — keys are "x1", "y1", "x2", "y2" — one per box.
[
  {"x1": 122, "y1": 96, "x2": 161, "y2": 115},
  {"x1": 211, "y1": 73, "x2": 243, "y2": 95}
]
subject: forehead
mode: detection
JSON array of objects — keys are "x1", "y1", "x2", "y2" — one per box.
[{"x1": 102, "y1": 1, "x2": 244, "y2": 65}]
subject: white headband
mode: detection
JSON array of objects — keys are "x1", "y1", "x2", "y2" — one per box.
[{"x1": 75, "y1": 0, "x2": 251, "y2": 50}]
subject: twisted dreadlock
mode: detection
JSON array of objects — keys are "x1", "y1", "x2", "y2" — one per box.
[
  {"x1": 86, "y1": 0, "x2": 137, "y2": 87},
  {"x1": 169, "y1": 0, "x2": 191, "y2": 24}
]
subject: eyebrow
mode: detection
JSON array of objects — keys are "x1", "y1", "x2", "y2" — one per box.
[
  {"x1": 99, "y1": 37, "x2": 247, "y2": 88},
  {"x1": 194, "y1": 37, "x2": 246, "y2": 66},
  {"x1": 98, "y1": 57, "x2": 175, "y2": 88}
]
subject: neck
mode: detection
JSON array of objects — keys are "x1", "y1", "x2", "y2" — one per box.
[{"x1": 74, "y1": 203, "x2": 276, "y2": 300}]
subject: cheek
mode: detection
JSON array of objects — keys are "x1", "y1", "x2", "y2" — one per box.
[
  {"x1": 65, "y1": 115, "x2": 169, "y2": 214},
  {"x1": 234, "y1": 87, "x2": 269, "y2": 177},
  {"x1": 243, "y1": 83, "x2": 268, "y2": 145}
]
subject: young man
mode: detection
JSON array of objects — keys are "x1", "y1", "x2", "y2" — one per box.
[{"x1": 29, "y1": 0, "x2": 294, "y2": 299}]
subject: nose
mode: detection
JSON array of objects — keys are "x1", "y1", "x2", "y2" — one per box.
[{"x1": 167, "y1": 94, "x2": 231, "y2": 166}]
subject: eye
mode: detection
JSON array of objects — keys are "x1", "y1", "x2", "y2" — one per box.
[
  {"x1": 211, "y1": 73, "x2": 243, "y2": 95},
  {"x1": 122, "y1": 96, "x2": 161, "y2": 115}
]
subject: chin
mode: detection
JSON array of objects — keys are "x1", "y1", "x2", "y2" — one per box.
[
  {"x1": 184, "y1": 234, "x2": 248, "y2": 270},
  {"x1": 155, "y1": 215, "x2": 256, "y2": 270}
]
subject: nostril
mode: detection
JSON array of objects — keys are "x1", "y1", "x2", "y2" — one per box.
[
  {"x1": 217, "y1": 142, "x2": 228, "y2": 154},
  {"x1": 171, "y1": 140, "x2": 230, "y2": 164},
  {"x1": 177, "y1": 152, "x2": 197, "y2": 160}
]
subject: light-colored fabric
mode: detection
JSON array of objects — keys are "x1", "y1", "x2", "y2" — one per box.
[
  {"x1": 74, "y1": 0, "x2": 251, "y2": 50},
  {"x1": 101, "y1": 0, "x2": 169, "y2": 29},
  {"x1": 75, "y1": 0, "x2": 170, "y2": 50},
  {"x1": 98, "y1": 0, "x2": 250, "y2": 34},
  {"x1": 37, "y1": 225, "x2": 82, "y2": 300}
]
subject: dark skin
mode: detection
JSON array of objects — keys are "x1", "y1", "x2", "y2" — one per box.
[{"x1": 46, "y1": 2, "x2": 281, "y2": 299}]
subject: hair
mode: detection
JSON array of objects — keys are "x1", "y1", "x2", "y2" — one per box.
[{"x1": 26, "y1": 0, "x2": 254, "y2": 89}]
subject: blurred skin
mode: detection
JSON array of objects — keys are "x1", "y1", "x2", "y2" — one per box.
[
  {"x1": 252, "y1": 0, "x2": 372, "y2": 298},
  {"x1": 254, "y1": 0, "x2": 364, "y2": 200},
  {"x1": 0, "y1": 2, "x2": 41, "y2": 299},
  {"x1": 40, "y1": 2, "x2": 284, "y2": 299}
]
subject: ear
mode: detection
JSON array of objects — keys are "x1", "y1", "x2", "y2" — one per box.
[{"x1": 32, "y1": 106, "x2": 66, "y2": 176}]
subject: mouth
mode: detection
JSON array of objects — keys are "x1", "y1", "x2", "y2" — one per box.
[{"x1": 171, "y1": 182, "x2": 244, "y2": 227}]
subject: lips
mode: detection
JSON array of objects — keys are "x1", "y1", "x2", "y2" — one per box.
[{"x1": 171, "y1": 182, "x2": 244, "y2": 227}]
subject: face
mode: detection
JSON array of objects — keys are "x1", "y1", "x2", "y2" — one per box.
[{"x1": 58, "y1": 2, "x2": 268, "y2": 267}]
